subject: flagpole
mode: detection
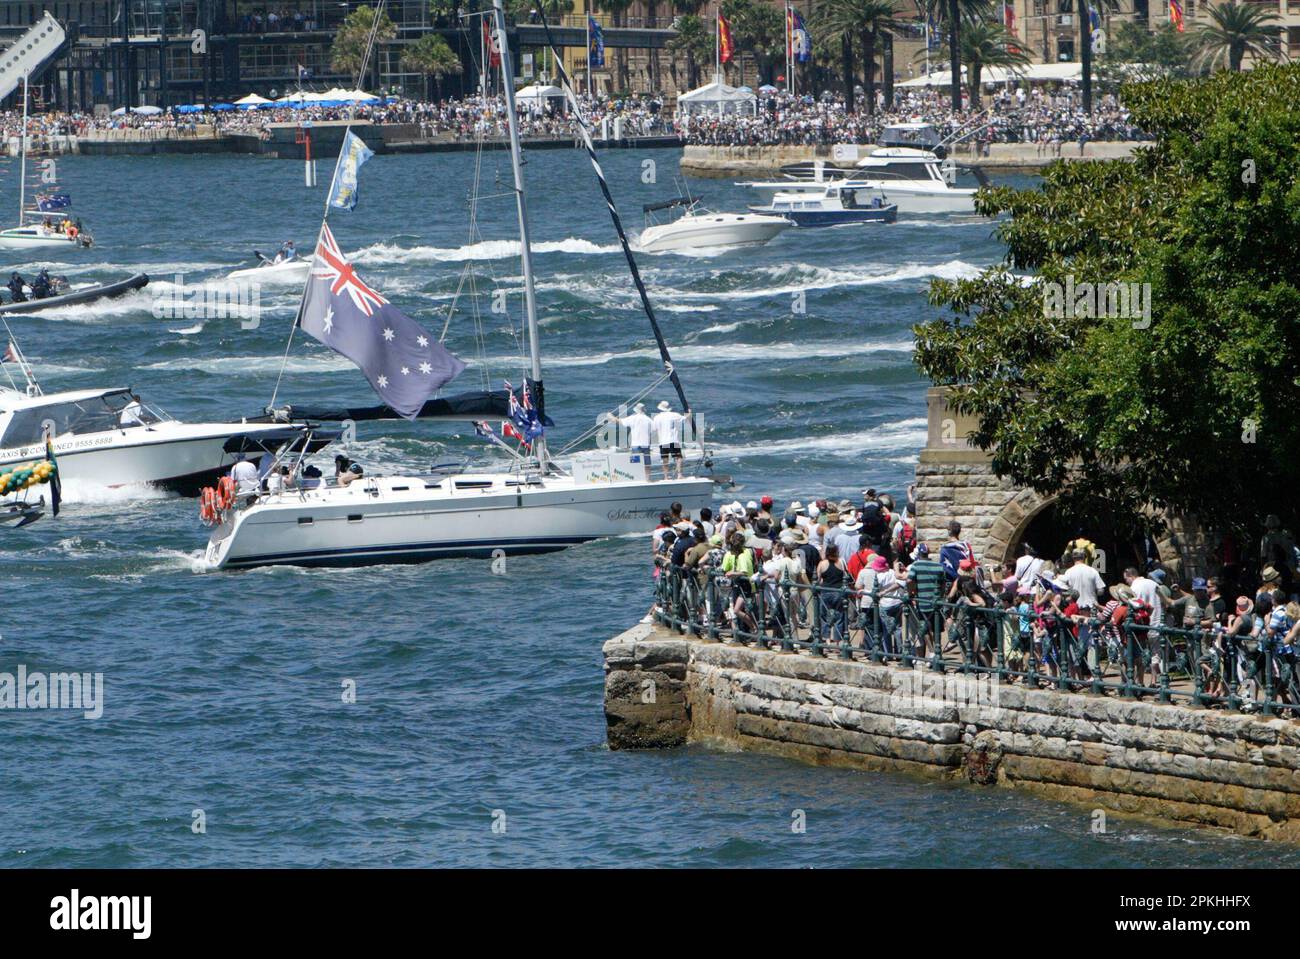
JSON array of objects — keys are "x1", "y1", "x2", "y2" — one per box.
[
  {"x1": 785, "y1": 3, "x2": 791, "y2": 96},
  {"x1": 493, "y1": 0, "x2": 547, "y2": 468},
  {"x1": 715, "y1": 3, "x2": 722, "y2": 118}
]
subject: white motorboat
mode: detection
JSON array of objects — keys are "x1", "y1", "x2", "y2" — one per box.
[
  {"x1": 0, "y1": 74, "x2": 93, "y2": 252},
  {"x1": 201, "y1": 0, "x2": 718, "y2": 571},
  {"x1": 749, "y1": 183, "x2": 898, "y2": 227},
  {"x1": 228, "y1": 254, "x2": 311, "y2": 283},
  {"x1": 742, "y1": 123, "x2": 982, "y2": 215},
  {"x1": 637, "y1": 197, "x2": 789, "y2": 253},
  {"x1": 0, "y1": 345, "x2": 330, "y2": 498}
]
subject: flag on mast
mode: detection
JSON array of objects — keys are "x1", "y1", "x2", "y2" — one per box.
[
  {"x1": 300, "y1": 224, "x2": 466, "y2": 418},
  {"x1": 787, "y1": 7, "x2": 811, "y2": 62},
  {"x1": 484, "y1": 16, "x2": 502, "y2": 67},
  {"x1": 588, "y1": 15, "x2": 605, "y2": 67},
  {"x1": 1169, "y1": 0, "x2": 1184, "y2": 31},
  {"x1": 718, "y1": 12, "x2": 736, "y2": 63},
  {"x1": 327, "y1": 130, "x2": 374, "y2": 212}
]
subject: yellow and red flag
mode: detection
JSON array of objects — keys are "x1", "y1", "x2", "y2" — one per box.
[
  {"x1": 1169, "y1": 0, "x2": 1185, "y2": 32},
  {"x1": 719, "y1": 12, "x2": 736, "y2": 64}
]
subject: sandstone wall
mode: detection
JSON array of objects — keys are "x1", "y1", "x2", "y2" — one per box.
[{"x1": 604, "y1": 625, "x2": 1300, "y2": 842}]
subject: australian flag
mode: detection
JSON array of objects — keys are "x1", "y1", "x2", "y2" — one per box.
[
  {"x1": 503, "y1": 379, "x2": 545, "y2": 444},
  {"x1": 588, "y1": 16, "x2": 605, "y2": 68},
  {"x1": 36, "y1": 193, "x2": 71, "y2": 212},
  {"x1": 300, "y1": 223, "x2": 466, "y2": 418}
]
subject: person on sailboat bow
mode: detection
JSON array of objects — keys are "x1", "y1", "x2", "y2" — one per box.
[
  {"x1": 652, "y1": 400, "x2": 687, "y2": 480},
  {"x1": 609, "y1": 401, "x2": 653, "y2": 480},
  {"x1": 275, "y1": 240, "x2": 297, "y2": 264}
]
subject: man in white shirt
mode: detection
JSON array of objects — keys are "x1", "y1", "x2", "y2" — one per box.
[
  {"x1": 651, "y1": 400, "x2": 686, "y2": 480},
  {"x1": 119, "y1": 393, "x2": 145, "y2": 427},
  {"x1": 1061, "y1": 548, "x2": 1106, "y2": 675},
  {"x1": 230, "y1": 456, "x2": 259, "y2": 498},
  {"x1": 1125, "y1": 566, "x2": 1165, "y2": 686},
  {"x1": 611, "y1": 402, "x2": 653, "y2": 480}
]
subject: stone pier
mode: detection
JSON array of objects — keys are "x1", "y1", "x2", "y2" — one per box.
[{"x1": 605, "y1": 623, "x2": 1300, "y2": 842}]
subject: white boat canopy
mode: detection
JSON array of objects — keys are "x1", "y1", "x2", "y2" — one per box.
[
  {"x1": 898, "y1": 62, "x2": 1083, "y2": 87},
  {"x1": 233, "y1": 92, "x2": 271, "y2": 106},
  {"x1": 676, "y1": 74, "x2": 758, "y2": 116}
]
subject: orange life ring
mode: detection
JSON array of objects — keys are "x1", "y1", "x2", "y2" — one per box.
[
  {"x1": 67, "y1": 226, "x2": 78, "y2": 241},
  {"x1": 216, "y1": 475, "x2": 236, "y2": 510},
  {"x1": 199, "y1": 487, "x2": 216, "y2": 525}
]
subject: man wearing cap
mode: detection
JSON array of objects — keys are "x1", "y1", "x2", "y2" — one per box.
[
  {"x1": 907, "y1": 543, "x2": 945, "y2": 659},
  {"x1": 758, "y1": 495, "x2": 775, "y2": 521},
  {"x1": 1060, "y1": 548, "x2": 1106, "y2": 675},
  {"x1": 610, "y1": 401, "x2": 653, "y2": 480},
  {"x1": 651, "y1": 400, "x2": 686, "y2": 480}
]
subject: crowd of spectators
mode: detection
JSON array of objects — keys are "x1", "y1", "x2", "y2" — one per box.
[
  {"x1": 652, "y1": 491, "x2": 1300, "y2": 712},
  {"x1": 682, "y1": 87, "x2": 1149, "y2": 148}
]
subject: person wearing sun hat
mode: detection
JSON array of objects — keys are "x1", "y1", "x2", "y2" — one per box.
[{"x1": 651, "y1": 399, "x2": 686, "y2": 480}]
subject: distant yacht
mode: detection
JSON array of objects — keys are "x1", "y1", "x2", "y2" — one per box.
[
  {"x1": 638, "y1": 196, "x2": 790, "y2": 253},
  {"x1": 749, "y1": 183, "x2": 898, "y2": 227}
]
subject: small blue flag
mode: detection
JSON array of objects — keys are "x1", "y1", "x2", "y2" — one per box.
[{"x1": 327, "y1": 130, "x2": 374, "y2": 212}]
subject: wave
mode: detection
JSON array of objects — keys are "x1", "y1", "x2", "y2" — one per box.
[
  {"x1": 482, "y1": 337, "x2": 913, "y2": 369},
  {"x1": 352, "y1": 237, "x2": 619, "y2": 265},
  {"x1": 708, "y1": 417, "x2": 928, "y2": 460},
  {"x1": 140, "y1": 354, "x2": 354, "y2": 374},
  {"x1": 663, "y1": 260, "x2": 983, "y2": 301}
]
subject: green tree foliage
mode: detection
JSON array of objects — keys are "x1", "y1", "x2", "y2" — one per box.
[
  {"x1": 401, "y1": 33, "x2": 463, "y2": 100},
  {"x1": 332, "y1": 6, "x2": 399, "y2": 81},
  {"x1": 669, "y1": 13, "x2": 714, "y2": 89},
  {"x1": 721, "y1": 0, "x2": 785, "y2": 86},
  {"x1": 1191, "y1": 0, "x2": 1282, "y2": 73},
  {"x1": 913, "y1": 64, "x2": 1300, "y2": 538},
  {"x1": 1096, "y1": 20, "x2": 1193, "y2": 93},
  {"x1": 958, "y1": 20, "x2": 1028, "y2": 107}
]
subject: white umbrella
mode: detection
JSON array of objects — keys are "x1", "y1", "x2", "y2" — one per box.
[
  {"x1": 234, "y1": 93, "x2": 271, "y2": 105},
  {"x1": 340, "y1": 89, "x2": 380, "y2": 102}
]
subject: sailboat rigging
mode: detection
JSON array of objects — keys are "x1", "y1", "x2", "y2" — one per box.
[{"x1": 198, "y1": 0, "x2": 714, "y2": 570}]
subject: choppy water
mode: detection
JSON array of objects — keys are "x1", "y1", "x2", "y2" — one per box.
[{"x1": 0, "y1": 148, "x2": 1292, "y2": 867}]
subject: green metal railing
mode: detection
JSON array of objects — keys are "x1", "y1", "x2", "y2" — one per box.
[{"x1": 651, "y1": 565, "x2": 1300, "y2": 718}]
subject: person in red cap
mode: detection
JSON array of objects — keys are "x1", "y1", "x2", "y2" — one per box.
[{"x1": 758, "y1": 495, "x2": 774, "y2": 521}]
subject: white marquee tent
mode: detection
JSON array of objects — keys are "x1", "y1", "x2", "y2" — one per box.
[
  {"x1": 676, "y1": 75, "x2": 758, "y2": 116},
  {"x1": 898, "y1": 62, "x2": 1084, "y2": 88}
]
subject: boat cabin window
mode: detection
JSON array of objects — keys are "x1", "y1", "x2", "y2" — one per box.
[
  {"x1": 454, "y1": 480, "x2": 493, "y2": 490},
  {"x1": 0, "y1": 390, "x2": 155, "y2": 447}
]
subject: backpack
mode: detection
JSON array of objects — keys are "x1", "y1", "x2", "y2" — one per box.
[{"x1": 896, "y1": 521, "x2": 917, "y2": 556}]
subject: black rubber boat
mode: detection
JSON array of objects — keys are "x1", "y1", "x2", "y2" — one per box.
[{"x1": 0, "y1": 273, "x2": 149, "y2": 314}]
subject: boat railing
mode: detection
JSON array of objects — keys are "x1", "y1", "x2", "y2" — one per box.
[{"x1": 651, "y1": 566, "x2": 1300, "y2": 719}]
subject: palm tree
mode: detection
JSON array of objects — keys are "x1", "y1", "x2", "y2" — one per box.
[
  {"x1": 1191, "y1": 0, "x2": 1282, "y2": 72},
  {"x1": 915, "y1": 0, "x2": 991, "y2": 111},
  {"x1": 599, "y1": 0, "x2": 635, "y2": 92},
  {"x1": 819, "y1": 0, "x2": 899, "y2": 115},
  {"x1": 331, "y1": 5, "x2": 399, "y2": 90},
  {"x1": 401, "y1": 33, "x2": 463, "y2": 101},
  {"x1": 958, "y1": 20, "x2": 1028, "y2": 107},
  {"x1": 669, "y1": 13, "x2": 714, "y2": 89},
  {"x1": 814, "y1": 0, "x2": 859, "y2": 113}
]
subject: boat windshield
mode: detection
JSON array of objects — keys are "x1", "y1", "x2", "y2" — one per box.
[
  {"x1": 0, "y1": 390, "x2": 163, "y2": 447},
  {"x1": 879, "y1": 125, "x2": 942, "y2": 150}
]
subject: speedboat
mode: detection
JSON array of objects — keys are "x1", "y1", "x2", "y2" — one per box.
[
  {"x1": 0, "y1": 273, "x2": 147, "y2": 313},
  {"x1": 637, "y1": 197, "x2": 790, "y2": 253},
  {"x1": 228, "y1": 254, "x2": 311, "y2": 283},
  {"x1": 0, "y1": 348, "x2": 331, "y2": 497},
  {"x1": 749, "y1": 183, "x2": 898, "y2": 227}
]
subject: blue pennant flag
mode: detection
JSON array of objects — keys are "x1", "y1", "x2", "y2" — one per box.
[
  {"x1": 327, "y1": 130, "x2": 374, "y2": 212},
  {"x1": 36, "y1": 193, "x2": 71, "y2": 212},
  {"x1": 588, "y1": 16, "x2": 605, "y2": 68},
  {"x1": 300, "y1": 224, "x2": 466, "y2": 418}
]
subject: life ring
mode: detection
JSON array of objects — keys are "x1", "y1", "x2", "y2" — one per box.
[
  {"x1": 67, "y1": 225, "x2": 78, "y2": 241},
  {"x1": 215, "y1": 475, "x2": 236, "y2": 510},
  {"x1": 199, "y1": 487, "x2": 217, "y2": 525}
]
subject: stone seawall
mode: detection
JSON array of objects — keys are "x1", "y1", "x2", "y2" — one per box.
[
  {"x1": 604, "y1": 623, "x2": 1300, "y2": 842},
  {"x1": 679, "y1": 140, "x2": 1144, "y2": 178}
]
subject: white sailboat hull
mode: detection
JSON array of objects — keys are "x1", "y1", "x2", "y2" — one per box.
[
  {"x1": 0, "y1": 228, "x2": 85, "y2": 251},
  {"x1": 204, "y1": 470, "x2": 714, "y2": 569},
  {"x1": 854, "y1": 180, "x2": 977, "y2": 213}
]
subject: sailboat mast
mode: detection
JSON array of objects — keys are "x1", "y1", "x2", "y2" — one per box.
[
  {"x1": 18, "y1": 72, "x2": 28, "y2": 221},
  {"x1": 491, "y1": 0, "x2": 547, "y2": 463}
]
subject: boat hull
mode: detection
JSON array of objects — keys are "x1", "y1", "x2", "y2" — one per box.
[
  {"x1": 227, "y1": 259, "x2": 311, "y2": 283},
  {"x1": 0, "y1": 422, "x2": 316, "y2": 498},
  {"x1": 638, "y1": 215, "x2": 789, "y2": 252},
  {"x1": 860, "y1": 182, "x2": 977, "y2": 213},
  {"x1": 205, "y1": 475, "x2": 715, "y2": 569},
  {"x1": 0, "y1": 273, "x2": 148, "y2": 314},
  {"x1": 749, "y1": 205, "x2": 898, "y2": 227}
]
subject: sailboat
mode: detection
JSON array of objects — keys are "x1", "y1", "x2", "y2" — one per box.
[
  {"x1": 0, "y1": 73, "x2": 93, "y2": 252},
  {"x1": 200, "y1": 0, "x2": 714, "y2": 570}
]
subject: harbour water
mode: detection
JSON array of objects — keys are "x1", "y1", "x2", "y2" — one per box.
[{"x1": 1, "y1": 148, "x2": 1294, "y2": 867}]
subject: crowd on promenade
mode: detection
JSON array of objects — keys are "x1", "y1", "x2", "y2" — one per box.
[
  {"x1": 0, "y1": 93, "x2": 675, "y2": 143},
  {"x1": 651, "y1": 490, "x2": 1300, "y2": 712},
  {"x1": 683, "y1": 87, "x2": 1148, "y2": 149}
]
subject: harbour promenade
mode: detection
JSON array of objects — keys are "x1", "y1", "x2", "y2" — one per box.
[
  {"x1": 679, "y1": 140, "x2": 1144, "y2": 177},
  {"x1": 607, "y1": 578, "x2": 1300, "y2": 843}
]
